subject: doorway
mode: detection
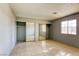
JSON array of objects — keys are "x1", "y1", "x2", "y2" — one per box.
[
  {"x1": 39, "y1": 24, "x2": 46, "y2": 40},
  {"x1": 16, "y1": 22, "x2": 26, "y2": 43}
]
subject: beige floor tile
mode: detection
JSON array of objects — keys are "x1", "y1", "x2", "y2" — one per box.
[{"x1": 10, "y1": 40, "x2": 79, "y2": 56}]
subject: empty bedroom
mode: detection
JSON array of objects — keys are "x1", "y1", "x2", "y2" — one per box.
[{"x1": 0, "y1": 3, "x2": 79, "y2": 56}]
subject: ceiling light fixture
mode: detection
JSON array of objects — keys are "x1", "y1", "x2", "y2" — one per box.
[{"x1": 52, "y1": 12, "x2": 57, "y2": 14}]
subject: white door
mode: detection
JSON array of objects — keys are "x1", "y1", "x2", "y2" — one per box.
[{"x1": 26, "y1": 22, "x2": 35, "y2": 41}]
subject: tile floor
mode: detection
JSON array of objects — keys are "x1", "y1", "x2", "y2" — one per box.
[{"x1": 10, "y1": 40, "x2": 79, "y2": 56}]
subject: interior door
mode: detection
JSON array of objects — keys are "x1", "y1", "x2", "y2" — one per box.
[
  {"x1": 26, "y1": 22, "x2": 35, "y2": 41},
  {"x1": 39, "y1": 24, "x2": 46, "y2": 40}
]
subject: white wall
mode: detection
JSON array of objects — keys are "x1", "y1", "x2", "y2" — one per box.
[{"x1": 0, "y1": 4, "x2": 16, "y2": 55}]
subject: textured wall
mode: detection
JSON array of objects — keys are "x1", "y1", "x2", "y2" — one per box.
[{"x1": 49, "y1": 13, "x2": 79, "y2": 48}]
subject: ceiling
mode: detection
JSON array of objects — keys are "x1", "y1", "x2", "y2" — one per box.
[{"x1": 10, "y1": 3, "x2": 79, "y2": 21}]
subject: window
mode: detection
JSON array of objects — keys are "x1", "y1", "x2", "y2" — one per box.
[
  {"x1": 68, "y1": 20, "x2": 76, "y2": 34},
  {"x1": 61, "y1": 19, "x2": 77, "y2": 35},
  {"x1": 61, "y1": 21, "x2": 67, "y2": 34}
]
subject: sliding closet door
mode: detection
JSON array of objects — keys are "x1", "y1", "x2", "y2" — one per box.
[
  {"x1": 39, "y1": 24, "x2": 46, "y2": 40},
  {"x1": 26, "y1": 22, "x2": 35, "y2": 41}
]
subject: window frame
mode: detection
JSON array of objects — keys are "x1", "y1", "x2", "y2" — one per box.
[{"x1": 61, "y1": 19, "x2": 77, "y2": 35}]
